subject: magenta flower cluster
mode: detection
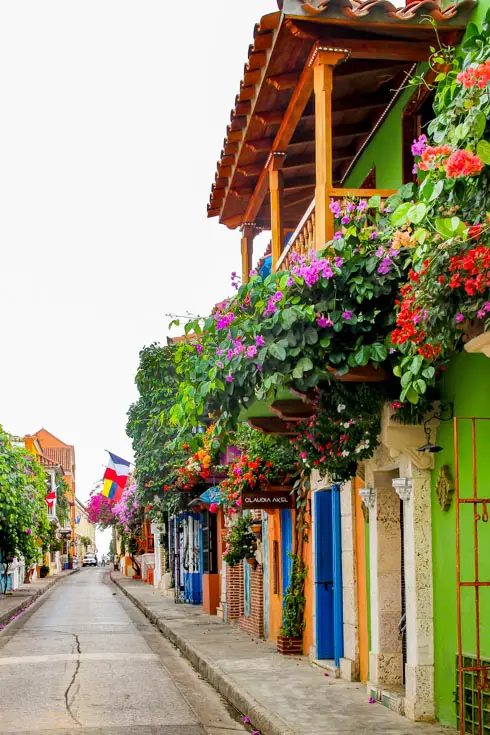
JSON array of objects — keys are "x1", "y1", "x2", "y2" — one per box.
[
  {"x1": 263, "y1": 291, "x2": 284, "y2": 317},
  {"x1": 290, "y1": 251, "x2": 338, "y2": 287}
]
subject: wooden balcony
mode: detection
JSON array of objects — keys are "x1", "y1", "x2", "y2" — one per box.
[{"x1": 275, "y1": 187, "x2": 395, "y2": 272}]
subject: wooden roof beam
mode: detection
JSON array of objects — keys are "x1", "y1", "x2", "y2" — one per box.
[
  {"x1": 327, "y1": 38, "x2": 430, "y2": 62},
  {"x1": 252, "y1": 32, "x2": 274, "y2": 52},
  {"x1": 227, "y1": 129, "x2": 243, "y2": 143},
  {"x1": 244, "y1": 69, "x2": 262, "y2": 86},
  {"x1": 254, "y1": 109, "x2": 284, "y2": 125},
  {"x1": 242, "y1": 45, "x2": 318, "y2": 225},
  {"x1": 266, "y1": 72, "x2": 300, "y2": 91}
]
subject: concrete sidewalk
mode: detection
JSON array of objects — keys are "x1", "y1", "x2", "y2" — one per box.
[
  {"x1": 111, "y1": 572, "x2": 455, "y2": 735},
  {"x1": 0, "y1": 569, "x2": 78, "y2": 628}
]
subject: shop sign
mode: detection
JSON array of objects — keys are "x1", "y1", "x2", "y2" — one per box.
[{"x1": 242, "y1": 487, "x2": 293, "y2": 509}]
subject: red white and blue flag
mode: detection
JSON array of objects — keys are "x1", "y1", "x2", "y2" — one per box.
[{"x1": 101, "y1": 452, "x2": 130, "y2": 502}]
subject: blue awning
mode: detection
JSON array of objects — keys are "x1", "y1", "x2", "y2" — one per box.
[{"x1": 199, "y1": 486, "x2": 223, "y2": 505}]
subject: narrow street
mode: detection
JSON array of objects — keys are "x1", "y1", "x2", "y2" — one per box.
[{"x1": 0, "y1": 570, "x2": 246, "y2": 735}]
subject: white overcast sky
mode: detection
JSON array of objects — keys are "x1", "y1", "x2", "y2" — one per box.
[{"x1": 0, "y1": 0, "x2": 273, "y2": 521}]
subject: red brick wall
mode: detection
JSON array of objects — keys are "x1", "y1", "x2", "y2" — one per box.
[
  {"x1": 239, "y1": 563, "x2": 264, "y2": 638},
  {"x1": 226, "y1": 562, "x2": 243, "y2": 620}
]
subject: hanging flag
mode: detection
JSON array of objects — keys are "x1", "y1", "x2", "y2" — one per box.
[
  {"x1": 101, "y1": 452, "x2": 131, "y2": 502},
  {"x1": 45, "y1": 490, "x2": 56, "y2": 509}
]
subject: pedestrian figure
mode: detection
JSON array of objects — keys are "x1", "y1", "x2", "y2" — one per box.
[{"x1": 101, "y1": 554, "x2": 106, "y2": 567}]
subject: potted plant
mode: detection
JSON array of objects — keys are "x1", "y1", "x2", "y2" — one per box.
[
  {"x1": 40, "y1": 564, "x2": 50, "y2": 578},
  {"x1": 222, "y1": 516, "x2": 256, "y2": 568},
  {"x1": 277, "y1": 553, "x2": 307, "y2": 656}
]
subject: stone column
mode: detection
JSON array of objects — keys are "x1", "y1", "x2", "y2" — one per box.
[
  {"x1": 369, "y1": 470, "x2": 403, "y2": 689},
  {"x1": 340, "y1": 481, "x2": 360, "y2": 681},
  {"x1": 393, "y1": 463, "x2": 434, "y2": 721},
  {"x1": 152, "y1": 524, "x2": 161, "y2": 589}
]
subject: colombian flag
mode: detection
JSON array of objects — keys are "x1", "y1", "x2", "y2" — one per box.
[{"x1": 102, "y1": 452, "x2": 130, "y2": 502}]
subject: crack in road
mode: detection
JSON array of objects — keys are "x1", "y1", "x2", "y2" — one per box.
[{"x1": 64, "y1": 633, "x2": 82, "y2": 726}]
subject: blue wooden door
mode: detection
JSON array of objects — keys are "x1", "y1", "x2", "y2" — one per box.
[
  {"x1": 280, "y1": 509, "x2": 293, "y2": 603},
  {"x1": 331, "y1": 485, "x2": 344, "y2": 665},
  {"x1": 315, "y1": 490, "x2": 335, "y2": 660},
  {"x1": 315, "y1": 487, "x2": 344, "y2": 664}
]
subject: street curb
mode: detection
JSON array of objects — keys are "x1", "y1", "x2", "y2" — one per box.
[
  {"x1": 0, "y1": 568, "x2": 79, "y2": 628},
  {"x1": 111, "y1": 572, "x2": 296, "y2": 735}
]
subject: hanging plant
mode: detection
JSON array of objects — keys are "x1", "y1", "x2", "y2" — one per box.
[
  {"x1": 169, "y1": 190, "x2": 416, "y2": 434},
  {"x1": 291, "y1": 382, "x2": 386, "y2": 483}
]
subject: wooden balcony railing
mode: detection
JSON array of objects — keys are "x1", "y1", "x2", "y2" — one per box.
[
  {"x1": 276, "y1": 200, "x2": 315, "y2": 272},
  {"x1": 275, "y1": 188, "x2": 396, "y2": 272}
]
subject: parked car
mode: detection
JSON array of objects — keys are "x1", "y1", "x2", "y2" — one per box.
[{"x1": 82, "y1": 553, "x2": 97, "y2": 567}]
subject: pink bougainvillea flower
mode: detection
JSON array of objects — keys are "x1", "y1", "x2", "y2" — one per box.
[
  {"x1": 209, "y1": 503, "x2": 218, "y2": 514},
  {"x1": 25, "y1": 528, "x2": 31, "y2": 535},
  {"x1": 247, "y1": 345, "x2": 258, "y2": 358},
  {"x1": 455, "y1": 313, "x2": 465, "y2": 323},
  {"x1": 257, "y1": 364, "x2": 263, "y2": 372},
  {"x1": 256, "y1": 335, "x2": 265, "y2": 347},
  {"x1": 243, "y1": 717, "x2": 250, "y2": 724},
  {"x1": 342, "y1": 310, "x2": 353, "y2": 320},
  {"x1": 226, "y1": 375, "x2": 233, "y2": 383},
  {"x1": 217, "y1": 361, "x2": 224, "y2": 369},
  {"x1": 411, "y1": 134, "x2": 427, "y2": 157},
  {"x1": 316, "y1": 315, "x2": 330, "y2": 328}
]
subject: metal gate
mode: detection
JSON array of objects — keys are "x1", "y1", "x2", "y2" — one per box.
[
  {"x1": 172, "y1": 516, "x2": 185, "y2": 604},
  {"x1": 455, "y1": 417, "x2": 490, "y2": 734}
]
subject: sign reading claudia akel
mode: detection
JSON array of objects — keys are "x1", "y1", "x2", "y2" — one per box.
[{"x1": 242, "y1": 486, "x2": 293, "y2": 510}]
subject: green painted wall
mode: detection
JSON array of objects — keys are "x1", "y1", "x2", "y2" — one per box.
[
  {"x1": 432, "y1": 353, "x2": 490, "y2": 727},
  {"x1": 345, "y1": 88, "x2": 413, "y2": 190}
]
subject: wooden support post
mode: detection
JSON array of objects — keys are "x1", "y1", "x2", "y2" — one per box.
[
  {"x1": 269, "y1": 152, "x2": 286, "y2": 272},
  {"x1": 240, "y1": 223, "x2": 256, "y2": 284},
  {"x1": 313, "y1": 48, "x2": 349, "y2": 251}
]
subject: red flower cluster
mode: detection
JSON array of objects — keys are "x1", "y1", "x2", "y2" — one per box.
[
  {"x1": 457, "y1": 61, "x2": 490, "y2": 89},
  {"x1": 392, "y1": 282, "x2": 441, "y2": 361},
  {"x1": 221, "y1": 455, "x2": 279, "y2": 515},
  {"x1": 448, "y1": 245, "x2": 490, "y2": 296},
  {"x1": 445, "y1": 149, "x2": 484, "y2": 179},
  {"x1": 417, "y1": 145, "x2": 452, "y2": 172},
  {"x1": 392, "y1": 284, "x2": 426, "y2": 347}
]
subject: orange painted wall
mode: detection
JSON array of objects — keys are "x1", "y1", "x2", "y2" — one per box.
[
  {"x1": 203, "y1": 574, "x2": 220, "y2": 615},
  {"x1": 354, "y1": 476, "x2": 369, "y2": 681},
  {"x1": 267, "y1": 509, "x2": 283, "y2": 641}
]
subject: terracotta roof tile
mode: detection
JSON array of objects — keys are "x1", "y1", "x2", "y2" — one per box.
[
  {"x1": 280, "y1": 0, "x2": 475, "y2": 20},
  {"x1": 42, "y1": 447, "x2": 73, "y2": 473}
]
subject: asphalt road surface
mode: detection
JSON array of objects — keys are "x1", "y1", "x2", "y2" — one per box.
[{"x1": 0, "y1": 568, "x2": 246, "y2": 735}]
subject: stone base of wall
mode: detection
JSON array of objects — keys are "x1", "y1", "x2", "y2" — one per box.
[
  {"x1": 340, "y1": 657, "x2": 358, "y2": 681},
  {"x1": 404, "y1": 664, "x2": 435, "y2": 721}
]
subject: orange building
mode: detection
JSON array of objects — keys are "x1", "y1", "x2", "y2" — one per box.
[{"x1": 27, "y1": 429, "x2": 77, "y2": 558}]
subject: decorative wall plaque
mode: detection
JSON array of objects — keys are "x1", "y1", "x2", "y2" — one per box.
[{"x1": 435, "y1": 465, "x2": 454, "y2": 511}]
